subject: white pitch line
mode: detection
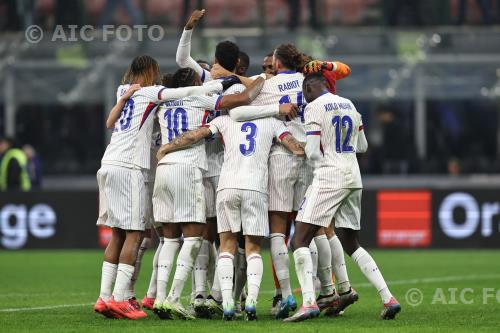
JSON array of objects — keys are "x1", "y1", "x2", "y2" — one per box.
[
  {"x1": 0, "y1": 303, "x2": 93, "y2": 313},
  {"x1": 2, "y1": 274, "x2": 499, "y2": 312}
]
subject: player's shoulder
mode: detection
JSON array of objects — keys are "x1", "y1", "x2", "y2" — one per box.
[
  {"x1": 116, "y1": 84, "x2": 130, "y2": 97},
  {"x1": 222, "y1": 83, "x2": 245, "y2": 96},
  {"x1": 135, "y1": 84, "x2": 163, "y2": 97}
]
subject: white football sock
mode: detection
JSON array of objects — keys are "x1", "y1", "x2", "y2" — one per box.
[
  {"x1": 168, "y1": 236, "x2": 202, "y2": 302},
  {"x1": 329, "y1": 235, "x2": 351, "y2": 294},
  {"x1": 351, "y1": 247, "x2": 392, "y2": 303},
  {"x1": 270, "y1": 233, "x2": 292, "y2": 299},
  {"x1": 314, "y1": 234, "x2": 334, "y2": 296},
  {"x1": 309, "y1": 239, "x2": 320, "y2": 292},
  {"x1": 99, "y1": 261, "x2": 117, "y2": 301},
  {"x1": 146, "y1": 237, "x2": 163, "y2": 298},
  {"x1": 217, "y1": 252, "x2": 234, "y2": 308},
  {"x1": 112, "y1": 263, "x2": 135, "y2": 302},
  {"x1": 194, "y1": 239, "x2": 211, "y2": 298},
  {"x1": 246, "y1": 253, "x2": 263, "y2": 304},
  {"x1": 207, "y1": 242, "x2": 217, "y2": 289},
  {"x1": 293, "y1": 247, "x2": 316, "y2": 305},
  {"x1": 156, "y1": 237, "x2": 180, "y2": 303},
  {"x1": 124, "y1": 237, "x2": 151, "y2": 300},
  {"x1": 233, "y1": 247, "x2": 247, "y2": 301}
]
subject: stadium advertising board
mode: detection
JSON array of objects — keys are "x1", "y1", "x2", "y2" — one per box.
[{"x1": 1, "y1": 189, "x2": 499, "y2": 249}]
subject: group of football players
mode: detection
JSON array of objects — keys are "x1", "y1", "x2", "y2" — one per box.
[{"x1": 93, "y1": 9, "x2": 402, "y2": 323}]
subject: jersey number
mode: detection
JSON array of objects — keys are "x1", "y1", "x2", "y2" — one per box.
[
  {"x1": 332, "y1": 115, "x2": 354, "y2": 153},
  {"x1": 279, "y1": 92, "x2": 305, "y2": 123},
  {"x1": 239, "y1": 122, "x2": 257, "y2": 156},
  {"x1": 164, "y1": 108, "x2": 188, "y2": 141},
  {"x1": 116, "y1": 99, "x2": 134, "y2": 132}
]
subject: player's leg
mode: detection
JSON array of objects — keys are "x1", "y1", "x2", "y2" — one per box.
[
  {"x1": 241, "y1": 189, "x2": 268, "y2": 321},
  {"x1": 142, "y1": 227, "x2": 163, "y2": 310},
  {"x1": 125, "y1": 230, "x2": 150, "y2": 308},
  {"x1": 233, "y1": 233, "x2": 247, "y2": 316},
  {"x1": 309, "y1": 235, "x2": 319, "y2": 292},
  {"x1": 214, "y1": 189, "x2": 242, "y2": 320},
  {"x1": 312, "y1": 227, "x2": 336, "y2": 312},
  {"x1": 191, "y1": 223, "x2": 212, "y2": 317},
  {"x1": 335, "y1": 189, "x2": 401, "y2": 320}
]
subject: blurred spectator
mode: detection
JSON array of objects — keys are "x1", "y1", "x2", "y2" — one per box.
[
  {"x1": 447, "y1": 157, "x2": 461, "y2": 176},
  {"x1": 288, "y1": 0, "x2": 320, "y2": 30},
  {"x1": 1, "y1": 0, "x2": 34, "y2": 30},
  {"x1": 457, "y1": 0, "x2": 493, "y2": 25},
  {"x1": 23, "y1": 144, "x2": 42, "y2": 189},
  {"x1": 376, "y1": 106, "x2": 411, "y2": 174},
  {"x1": 0, "y1": 137, "x2": 31, "y2": 191},
  {"x1": 99, "y1": 0, "x2": 143, "y2": 26},
  {"x1": 383, "y1": 0, "x2": 423, "y2": 26}
]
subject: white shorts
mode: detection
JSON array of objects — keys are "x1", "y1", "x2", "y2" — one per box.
[
  {"x1": 296, "y1": 186, "x2": 362, "y2": 230},
  {"x1": 203, "y1": 176, "x2": 219, "y2": 219},
  {"x1": 96, "y1": 164, "x2": 148, "y2": 231},
  {"x1": 268, "y1": 154, "x2": 313, "y2": 212},
  {"x1": 216, "y1": 189, "x2": 269, "y2": 236},
  {"x1": 153, "y1": 164, "x2": 205, "y2": 224}
]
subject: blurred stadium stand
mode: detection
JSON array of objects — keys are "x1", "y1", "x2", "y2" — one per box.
[{"x1": 0, "y1": 0, "x2": 499, "y2": 186}]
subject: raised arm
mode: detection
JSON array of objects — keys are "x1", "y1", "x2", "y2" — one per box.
[
  {"x1": 156, "y1": 127, "x2": 213, "y2": 161},
  {"x1": 106, "y1": 84, "x2": 141, "y2": 129},
  {"x1": 176, "y1": 9, "x2": 210, "y2": 81},
  {"x1": 303, "y1": 60, "x2": 351, "y2": 80}
]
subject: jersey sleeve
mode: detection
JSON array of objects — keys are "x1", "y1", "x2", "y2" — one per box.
[
  {"x1": 176, "y1": 29, "x2": 212, "y2": 83},
  {"x1": 304, "y1": 104, "x2": 322, "y2": 135},
  {"x1": 223, "y1": 83, "x2": 245, "y2": 96},
  {"x1": 272, "y1": 119, "x2": 291, "y2": 142},
  {"x1": 193, "y1": 94, "x2": 223, "y2": 111},
  {"x1": 139, "y1": 86, "x2": 165, "y2": 103},
  {"x1": 206, "y1": 116, "x2": 224, "y2": 135}
]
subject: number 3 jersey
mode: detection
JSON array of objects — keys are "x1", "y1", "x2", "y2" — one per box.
[
  {"x1": 102, "y1": 85, "x2": 164, "y2": 170},
  {"x1": 207, "y1": 115, "x2": 290, "y2": 194},
  {"x1": 250, "y1": 71, "x2": 305, "y2": 155},
  {"x1": 305, "y1": 92, "x2": 364, "y2": 189},
  {"x1": 157, "y1": 94, "x2": 222, "y2": 171}
]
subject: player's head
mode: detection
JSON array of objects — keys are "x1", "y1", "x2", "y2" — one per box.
[
  {"x1": 0, "y1": 137, "x2": 14, "y2": 154},
  {"x1": 124, "y1": 55, "x2": 160, "y2": 86},
  {"x1": 161, "y1": 73, "x2": 174, "y2": 88},
  {"x1": 214, "y1": 41, "x2": 240, "y2": 72},
  {"x1": 262, "y1": 52, "x2": 275, "y2": 75},
  {"x1": 273, "y1": 43, "x2": 307, "y2": 73},
  {"x1": 171, "y1": 68, "x2": 202, "y2": 87},
  {"x1": 197, "y1": 59, "x2": 211, "y2": 71},
  {"x1": 303, "y1": 72, "x2": 328, "y2": 103},
  {"x1": 236, "y1": 51, "x2": 250, "y2": 76}
]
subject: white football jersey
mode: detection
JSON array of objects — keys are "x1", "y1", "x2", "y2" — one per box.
[
  {"x1": 305, "y1": 92, "x2": 363, "y2": 189},
  {"x1": 208, "y1": 115, "x2": 290, "y2": 194},
  {"x1": 102, "y1": 85, "x2": 165, "y2": 170},
  {"x1": 157, "y1": 94, "x2": 222, "y2": 171},
  {"x1": 250, "y1": 71, "x2": 306, "y2": 155},
  {"x1": 204, "y1": 82, "x2": 246, "y2": 177}
]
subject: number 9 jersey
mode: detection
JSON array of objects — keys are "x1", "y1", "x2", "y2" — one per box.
[{"x1": 304, "y1": 92, "x2": 364, "y2": 189}]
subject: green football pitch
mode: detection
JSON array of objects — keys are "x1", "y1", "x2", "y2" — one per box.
[{"x1": 1, "y1": 249, "x2": 499, "y2": 332}]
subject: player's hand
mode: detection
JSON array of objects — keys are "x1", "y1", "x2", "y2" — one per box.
[
  {"x1": 303, "y1": 60, "x2": 335, "y2": 74},
  {"x1": 279, "y1": 103, "x2": 298, "y2": 119},
  {"x1": 121, "y1": 84, "x2": 141, "y2": 100},
  {"x1": 210, "y1": 63, "x2": 231, "y2": 79},
  {"x1": 221, "y1": 75, "x2": 241, "y2": 91},
  {"x1": 185, "y1": 9, "x2": 205, "y2": 30}
]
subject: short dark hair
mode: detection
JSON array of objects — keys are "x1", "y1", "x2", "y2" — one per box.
[
  {"x1": 237, "y1": 51, "x2": 250, "y2": 75},
  {"x1": 215, "y1": 41, "x2": 240, "y2": 72},
  {"x1": 303, "y1": 72, "x2": 326, "y2": 88},
  {"x1": 171, "y1": 68, "x2": 198, "y2": 88},
  {"x1": 161, "y1": 73, "x2": 174, "y2": 88}
]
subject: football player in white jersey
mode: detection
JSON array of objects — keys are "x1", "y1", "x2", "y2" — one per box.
[
  {"x1": 93, "y1": 55, "x2": 225, "y2": 320},
  {"x1": 285, "y1": 73, "x2": 401, "y2": 322},
  {"x1": 152, "y1": 68, "x2": 266, "y2": 320},
  {"x1": 156, "y1": 105, "x2": 304, "y2": 321}
]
